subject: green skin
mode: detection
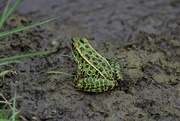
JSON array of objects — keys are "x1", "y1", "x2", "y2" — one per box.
[{"x1": 70, "y1": 37, "x2": 123, "y2": 92}]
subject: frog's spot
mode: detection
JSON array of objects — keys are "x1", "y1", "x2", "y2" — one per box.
[
  {"x1": 96, "y1": 81, "x2": 101, "y2": 87},
  {"x1": 102, "y1": 63, "x2": 106, "y2": 66},
  {"x1": 85, "y1": 54, "x2": 90, "y2": 60},
  {"x1": 95, "y1": 55, "x2": 100, "y2": 58},
  {"x1": 85, "y1": 45, "x2": 89, "y2": 48},
  {"x1": 107, "y1": 71, "x2": 112, "y2": 75},
  {"x1": 88, "y1": 71, "x2": 91, "y2": 74},
  {"x1": 98, "y1": 59, "x2": 102, "y2": 62},
  {"x1": 92, "y1": 57, "x2": 96, "y2": 61},
  {"x1": 81, "y1": 64, "x2": 85, "y2": 69},
  {"x1": 80, "y1": 47, "x2": 85, "y2": 52},
  {"x1": 107, "y1": 66, "x2": 111, "y2": 70},
  {"x1": 80, "y1": 60, "x2": 84, "y2": 65},
  {"x1": 85, "y1": 65, "x2": 89, "y2": 68},
  {"x1": 84, "y1": 75, "x2": 88, "y2": 78},
  {"x1": 88, "y1": 51, "x2": 93, "y2": 55},
  {"x1": 93, "y1": 62, "x2": 98, "y2": 66},
  {"x1": 82, "y1": 71, "x2": 86, "y2": 75},
  {"x1": 90, "y1": 66, "x2": 94, "y2": 70},
  {"x1": 99, "y1": 67, "x2": 103, "y2": 72}
]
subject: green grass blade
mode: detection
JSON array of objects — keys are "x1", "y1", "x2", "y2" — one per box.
[
  {"x1": 0, "y1": 16, "x2": 61, "y2": 37},
  {"x1": 47, "y1": 71, "x2": 75, "y2": 77},
  {"x1": 0, "y1": 70, "x2": 13, "y2": 77},
  {"x1": 0, "y1": 94, "x2": 10, "y2": 120},
  {"x1": 0, "y1": 0, "x2": 11, "y2": 28},
  {"x1": 9, "y1": 95, "x2": 21, "y2": 121},
  {"x1": 0, "y1": 61, "x2": 22, "y2": 66},
  {"x1": 11, "y1": 93, "x2": 16, "y2": 121},
  {"x1": 0, "y1": 51, "x2": 53, "y2": 62},
  {"x1": 0, "y1": 101, "x2": 11, "y2": 104},
  {"x1": 0, "y1": 0, "x2": 20, "y2": 29}
]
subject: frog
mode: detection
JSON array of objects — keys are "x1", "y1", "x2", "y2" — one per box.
[{"x1": 70, "y1": 37, "x2": 123, "y2": 92}]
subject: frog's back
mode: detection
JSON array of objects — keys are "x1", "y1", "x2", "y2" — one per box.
[{"x1": 73, "y1": 37, "x2": 113, "y2": 79}]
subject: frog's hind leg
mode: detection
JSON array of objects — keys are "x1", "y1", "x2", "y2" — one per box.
[
  {"x1": 109, "y1": 59, "x2": 124, "y2": 81},
  {"x1": 75, "y1": 78, "x2": 116, "y2": 92}
]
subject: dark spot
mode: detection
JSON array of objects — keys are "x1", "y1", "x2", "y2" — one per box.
[
  {"x1": 102, "y1": 63, "x2": 106, "y2": 66},
  {"x1": 98, "y1": 59, "x2": 102, "y2": 62},
  {"x1": 107, "y1": 66, "x2": 111, "y2": 70},
  {"x1": 88, "y1": 51, "x2": 92, "y2": 55},
  {"x1": 88, "y1": 71, "x2": 91, "y2": 74},
  {"x1": 80, "y1": 47, "x2": 85, "y2": 52},
  {"x1": 81, "y1": 66, "x2": 84, "y2": 70},
  {"x1": 96, "y1": 55, "x2": 100, "y2": 58},
  {"x1": 85, "y1": 45, "x2": 89, "y2": 48},
  {"x1": 85, "y1": 54, "x2": 90, "y2": 60},
  {"x1": 80, "y1": 59, "x2": 84, "y2": 65},
  {"x1": 92, "y1": 57, "x2": 96, "y2": 61},
  {"x1": 108, "y1": 71, "x2": 112, "y2": 75},
  {"x1": 99, "y1": 67, "x2": 103, "y2": 72},
  {"x1": 85, "y1": 65, "x2": 89, "y2": 68},
  {"x1": 80, "y1": 39, "x2": 85, "y2": 43},
  {"x1": 84, "y1": 75, "x2": 88, "y2": 78},
  {"x1": 93, "y1": 62, "x2": 98, "y2": 66},
  {"x1": 90, "y1": 66, "x2": 94, "y2": 70}
]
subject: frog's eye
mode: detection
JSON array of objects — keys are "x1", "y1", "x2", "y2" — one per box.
[{"x1": 81, "y1": 38, "x2": 88, "y2": 44}]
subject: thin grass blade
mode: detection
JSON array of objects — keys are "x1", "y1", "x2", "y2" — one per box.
[
  {"x1": 0, "y1": 0, "x2": 20, "y2": 29},
  {"x1": 0, "y1": 51, "x2": 53, "y2": 62},
  {"x1": 47, "y1": 71, "x2": 75, "y2": 77},
  {"x1": 0, "y1": 0, "x2": 11, "y2": 28},
  {"x1": 0, "y1": 61, "x2": 22, "y2": 66},
  {"x1": 0, "y1": 70, "x2": 13, "y2": 77},
  {"x1": 11, "y1": 93, "x2": 16, "y2": 121},
  {"x1": 0, "y1": 101, "x2": 12, "y2": 104},
  {"x1": 0, "y1": 16, "x2": 61, "y2": 37}
]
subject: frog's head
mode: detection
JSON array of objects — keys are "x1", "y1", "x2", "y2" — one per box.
[
  {"x1": 70, "y1": 37, "x2": 88, "y2": 49},
  {"x1": 70, "y1": 37, "x2": 89, "y2": 60}
]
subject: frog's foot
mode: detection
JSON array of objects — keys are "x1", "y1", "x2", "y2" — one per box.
[{"x1": 75, "y1": 78, "x2": 116, "y2": 92}]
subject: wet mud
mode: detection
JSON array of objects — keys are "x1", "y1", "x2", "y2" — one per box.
[{"x1": 0, "y1": 0, "x2": 180, "y2": 121}]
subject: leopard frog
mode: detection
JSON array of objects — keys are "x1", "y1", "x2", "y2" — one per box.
[{"x1": 70, "y1": 37, "x2": 123, "y2": 92}]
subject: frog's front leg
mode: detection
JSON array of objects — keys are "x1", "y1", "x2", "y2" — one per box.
[
  {"x1": 74, "y1": 65, "x2": 83, "y2": 81},
  {"x1": 75, "y1": 78, "x2": 116, "y2": 92}
]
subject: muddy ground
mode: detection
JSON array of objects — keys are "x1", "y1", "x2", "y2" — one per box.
[{"x1": 0, "y1": 0, "x2": 180, "y2": 121}]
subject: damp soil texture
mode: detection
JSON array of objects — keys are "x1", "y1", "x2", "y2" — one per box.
[{"x1": 0, "y1": 0, "x2": 180, "y2": 121}]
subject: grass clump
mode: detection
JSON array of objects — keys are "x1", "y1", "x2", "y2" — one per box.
[
  {"x1": 0, "y1": 93, "x2": 20, "y2": 121},
  {"x1": 0, "y1": 0, "x2": 60, "y2": 120},
  {"x1": 0, "y1": 0, "x2": 60, "y2": 77}
]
